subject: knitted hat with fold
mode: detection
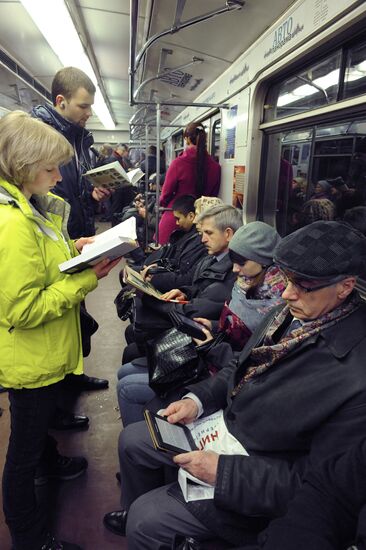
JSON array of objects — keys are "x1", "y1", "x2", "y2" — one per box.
[{"x1": 229, "y1": 221, "x2": 281, "y2": 266}]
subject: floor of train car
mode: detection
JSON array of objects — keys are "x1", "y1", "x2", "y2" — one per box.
[{"x1": 0, "y1": 223, "x2": 129, "y2": 550}]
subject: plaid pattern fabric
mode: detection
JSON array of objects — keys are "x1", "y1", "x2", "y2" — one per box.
[{"x1": 274, "y1": 221, "x2": 366, "y2": 279}]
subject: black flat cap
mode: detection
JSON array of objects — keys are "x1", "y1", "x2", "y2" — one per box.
[{"x1": 274, "y1": 221, "x2": 366, "y2": 279}]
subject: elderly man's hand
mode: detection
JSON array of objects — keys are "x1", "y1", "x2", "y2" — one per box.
[
  {"x1": 173, "y1": 450, "x2": 219, "y2": 485},
  {"x1": 161, "y1": 399, "x2": 198, "y2": 425}
]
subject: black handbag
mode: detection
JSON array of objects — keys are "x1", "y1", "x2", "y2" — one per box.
[
  {"x1": 146, "y1": 327, "x2": 208, "y2": 397},
  {"x1": 80, "y1": 304, "x2": 99, "y2": 357},
  {"x1": 114, "y1": 286, "x2": 136, "y2": 321}
]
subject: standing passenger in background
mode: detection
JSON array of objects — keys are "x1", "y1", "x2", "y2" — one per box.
[
  {"x1": 158, "y1": 122, "x2": 221, "y2": 244},
  {"x1": 106, "y1": 143, "x2": 133, "y2": 171},
  {"x1": 32, "y1": 66, "x2": 110, "y2": 240},
  {"x1": 0, "y1": 111, "x2": 120, "y2": 550}
]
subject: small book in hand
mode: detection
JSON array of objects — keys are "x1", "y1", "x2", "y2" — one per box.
[
  {"x1": 169, "y1": 310, "x2": 206, "y2": 340},
  {"x1": 144, "y1": 410, "x2": 198, "y2": 454},
  {"x1": 84, "y1": 161, "x2": 144, "y2": 190}
]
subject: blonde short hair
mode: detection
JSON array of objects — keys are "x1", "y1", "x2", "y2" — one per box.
[{"x1": 0, "y1": 110, "x2": 74, "y2": 187}]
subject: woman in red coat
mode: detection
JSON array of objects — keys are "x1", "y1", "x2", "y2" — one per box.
[{"x1": 158, "y1": 122, "x2": 221, "y2": 244}]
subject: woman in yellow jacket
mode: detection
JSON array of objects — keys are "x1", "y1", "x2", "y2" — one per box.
[{"x1": 0, "y1": 111, "x2": 120, "y2": 550}]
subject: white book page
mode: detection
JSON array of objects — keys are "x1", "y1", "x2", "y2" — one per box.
[
  {"x1": 128, "y1": 167, "x2": 144, "y2": 185},
  {"x1": 82, "y1": 217, "x2": 137, "y2": 254},
  {"x1": 84, "y1": 161, "x2": 127, "y2": 178}
]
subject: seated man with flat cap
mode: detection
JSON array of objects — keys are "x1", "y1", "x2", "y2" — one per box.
[{"x1": 104, "y1": 221, "x2": 366, "y2": 550}]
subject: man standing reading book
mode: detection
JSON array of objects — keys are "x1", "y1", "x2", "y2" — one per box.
[
  {"x1": 32, "y1": 67, "x2": 110, "y2": 394},
  {"x1": 32, "y1": 66, "x2": 110, "y2": 240}
]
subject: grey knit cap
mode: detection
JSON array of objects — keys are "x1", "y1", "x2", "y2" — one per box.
[
  {"x1": 316, "y1": 180, "x2": 332, "y2": 193},
  {"x1": 274, "y1": 221, "x2": 366, "y2": 279},
  {"x1": 229, "y1": 221, "x2": 281, "y2": 266}
]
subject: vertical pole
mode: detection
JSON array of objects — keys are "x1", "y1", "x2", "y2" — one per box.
[
  {"x1": 144, "y1": 124, "x2": 150, "y2": 249},
  {"x1": 155, "y1": 103, "x2": 161, "y2": 243}
]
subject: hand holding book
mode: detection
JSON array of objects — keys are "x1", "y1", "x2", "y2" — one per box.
[{"x1": 92, "y1": 257, "x2": 122, "y2": 280}]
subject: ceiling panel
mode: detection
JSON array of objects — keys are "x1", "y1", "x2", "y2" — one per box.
[{"x1": 0, "y1": 0, "x2": 296, "y2": 134}]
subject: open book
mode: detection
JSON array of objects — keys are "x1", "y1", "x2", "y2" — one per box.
[
  {"x1": 59, "y1": 217, "x2": 138, "y2": 274},
  {"x1": 84, "y1": 161, "x2": 144, "y2": 189},
  {"x1": 124, "y1": 265, "x2": 188, "y2": 303}
]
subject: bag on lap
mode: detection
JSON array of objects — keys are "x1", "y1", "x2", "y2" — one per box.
[{"x1": 146, "y1": 327, "x2": 208, "y2": 397}]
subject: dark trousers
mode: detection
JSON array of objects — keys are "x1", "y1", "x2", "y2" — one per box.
[
  {"x1": 119, "y1": 421, "x2": 212, "y2": 549},
  {"x1": 2, "y1": 382, "x2": 61, "y2": 550}
]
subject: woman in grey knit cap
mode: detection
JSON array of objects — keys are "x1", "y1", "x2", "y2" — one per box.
[{"x1": 193, "y1": 221, "x2": 287, "y2": 369}]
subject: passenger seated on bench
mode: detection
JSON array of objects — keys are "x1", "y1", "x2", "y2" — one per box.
[
  {"x1": 140, "y1": 194, "x2": 208, "y2": 292},
  {"x1": 133, "y1": 205, "x2": 242, "y2": 339},
  {"x1": 104, "y1": 221, "x2": 366, "y2": 550},
  {"x1": 120, "y1": 196, "x2": 222, "y2": 365},
  {"x1": 116, "y1": 222, "x2": 286, "y2": 427}
]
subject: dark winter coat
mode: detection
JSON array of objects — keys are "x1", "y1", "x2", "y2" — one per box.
[
  {"x1": 173, "y1": 301, "x2": 366, "y2": 546},
  {"x1": 135, "y1": 254, "x2": 235, "y2": 336},
  {"x1": 177, "y1": 253, "x2": 235, "y2": 319},
  {"x1": 31, "y1": 105, "x2": 96, "y2": 238},
  {"x1": 260, "y1": 437, "x2": 366, "y2": 550},
  {"x1": 146, "y1": 226, "x2": 207, "y2": 292}
]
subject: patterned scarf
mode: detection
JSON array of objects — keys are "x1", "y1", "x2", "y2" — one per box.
[
  {"x1": 232, "y1": 293, "x2": 361, "y2": 396},
  {"x1": 219, "y1": 266, "x2": 286, "y2": 350}
]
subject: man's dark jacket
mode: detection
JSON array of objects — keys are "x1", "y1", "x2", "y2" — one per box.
[
  {"x1": 176, "y1": 300, "x2": 366, "y2": 545},
  {"x1": 32, "y1": 105, "x2": 95, "y2": 238},
  {"x1": 135, "y1": 253, "x2": 235, "y2": 337},
  {"x1": 146, "y1": 226, "x2": 207, "y2": 292},
  {"x1": 260, "y1": 437, "x2": 366, "y2": 550}
]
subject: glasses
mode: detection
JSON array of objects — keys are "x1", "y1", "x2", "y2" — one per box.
[{"x1": 279, "y1": 269, "x2": 345, "y2": 294}]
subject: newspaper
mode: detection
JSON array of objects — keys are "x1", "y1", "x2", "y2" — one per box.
[{"x1": 178, "y1": 410, "x2": 248, "y2": 502}]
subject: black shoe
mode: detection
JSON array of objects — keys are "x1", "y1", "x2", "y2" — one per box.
[
  {"x1": 35, "y1": 455, "x2": 88, "y2": 486},
  {"x1": 50, "y1": 408, "x2": 89, "y2": 431},
  {"x1": 69, "y1": 373, "x2": 109, "y2": 391},
  {"x1": 103, "y1": 510, "x2": 128, "y2": 536},
  {"x1": 40, "y1": 533, "x2": 83, "y2": 550}
]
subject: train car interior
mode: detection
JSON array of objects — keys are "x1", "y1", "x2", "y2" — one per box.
[{"x1": 1, "y1": 1, "x2": 366, "y2": 549}]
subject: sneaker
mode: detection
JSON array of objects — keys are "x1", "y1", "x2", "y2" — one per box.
[
  {"x1": 35, "y1": 455, "x2": 88, "y2": 486},
  {"x1": 40, "y1": 533, "x2": 83, "y2": 550}
]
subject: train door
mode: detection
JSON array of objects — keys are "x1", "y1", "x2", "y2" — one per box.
[{"x1": 259, "y1": 34, "x2": 366, "y2": 237}]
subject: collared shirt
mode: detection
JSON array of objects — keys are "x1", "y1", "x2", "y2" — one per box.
[{"x1": 215, "y1": 250, "x2": 229, "y2": 263}]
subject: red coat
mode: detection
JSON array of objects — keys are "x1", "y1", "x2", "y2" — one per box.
[{"x1": 158, "y1": 146, "x2": 221, "y2": 244}]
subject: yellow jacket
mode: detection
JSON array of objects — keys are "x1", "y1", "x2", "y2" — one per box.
[{"x1": 0, "y1": 179, "x2": 98, "y2": 389}]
